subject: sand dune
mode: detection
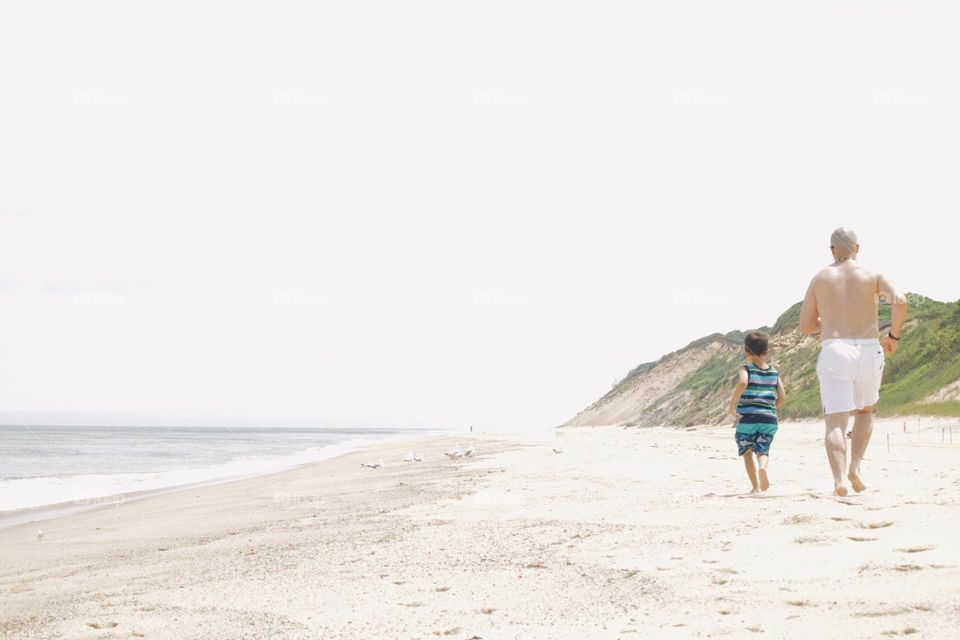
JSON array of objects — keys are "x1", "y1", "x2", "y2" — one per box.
[{"x1": 1, "y1": 419, "x2": 959, "y2": 639}]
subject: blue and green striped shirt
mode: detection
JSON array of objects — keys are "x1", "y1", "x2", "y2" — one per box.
[{"x1": 736, "y1": 363, "x2": 779, "y2": 435}]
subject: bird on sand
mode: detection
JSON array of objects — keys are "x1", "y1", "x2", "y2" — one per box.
[{"x1": 443, "y1": 446, "x2": 463, "y2": 460}]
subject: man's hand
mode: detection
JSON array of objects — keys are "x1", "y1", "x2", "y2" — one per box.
[{"x1": 881, "y1": 333, "x2": 899, "y2": 355}]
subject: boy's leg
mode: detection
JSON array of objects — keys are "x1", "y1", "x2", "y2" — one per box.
[
  {"x1": 742, "y1": 450, "x2": 760, "y2": 494},
  {"x1": 757, "y1": 454, "x2": 770, "y2": 491},
  {"x1": 825, "y1": 411, "x2": 851, "y2": 496}
]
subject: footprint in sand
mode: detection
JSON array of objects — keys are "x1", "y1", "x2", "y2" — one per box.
[
  {"x1": 86, "y1": 622, "x2": 119, "y2": 629},
  {"x1": 893, "y1": 564, "x2": 925, "y2": 572},
  {"x1": 881, "y1": 627, "x2": 919, "y2": 636},
  {"x1": 786, "y1": 600, "x2": 812, "y2": 608},
  {"x1": 794, "y1": 536, "x2": 834, "y2": 545},
  {"x1": 848, "y1": 536, "x2": 879, "y2": 542},
  {"x1": 856, "y1": 520, "x2": 894, "y2": 530},
  {"x1": 896, "y1": 545, "x2": 935, "y2": 554},
  {"x1": 782, "y1": 514, "x2": 817, "y2": 525},
  {"x1": 853, "y1": 605, "x2": 934, "y2": 618}
]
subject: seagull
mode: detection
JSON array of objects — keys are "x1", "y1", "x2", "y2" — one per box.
[
  {"x1": 361, "y1": 460, "x2": 383, "y2": 469},
  {"x1": 552, "y1": 448, "x2": 563, "y2": 454},
  {"x1": 37, "y1": 530, "x2": 43, "y2": 542},
  {"x1": 462, "y1": 444, "x2": 475, "y2": 458},
  {"x1": 444, "y1": 446, "x2": 463, "y2": 460},
  {"x1": 403, "y1": 452, "x2": 415, "y2": 463},
  {"x1": 413, "y1": 453, "x2": 424, "y2": 463}
]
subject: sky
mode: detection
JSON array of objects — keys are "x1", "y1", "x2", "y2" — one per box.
[{"x1": 1, "y1": 1, "x2": 958, "y2": 432}]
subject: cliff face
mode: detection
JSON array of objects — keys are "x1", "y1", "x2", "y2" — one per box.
[{"x1": 565, "y1": 294, "x2": 960, "y2": 427}]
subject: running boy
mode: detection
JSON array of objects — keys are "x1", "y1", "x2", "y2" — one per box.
[{"x1": 728, "y1": 331, "x2": 787, "y2": 494}]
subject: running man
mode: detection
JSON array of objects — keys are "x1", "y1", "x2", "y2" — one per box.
[{"x1": 799, "y1": 227, "x2": 908, "y2": 496}]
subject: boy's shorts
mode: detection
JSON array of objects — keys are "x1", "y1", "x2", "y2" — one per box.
[{"x1": 735, "y1": 430, "x2": 775, "y2": 456}]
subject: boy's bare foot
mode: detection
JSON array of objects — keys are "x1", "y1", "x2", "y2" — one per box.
[
  {"x1": 748, "y1": 488, "x2": 762, "y2": 496},
  {"x1": 758, "y1": 469, "x2": 770, "y2": 492},
  {"x1": 834, "y1": 485, "x2": 849, "y2": 497},
  {"x1": 848, "y1": 471, "x2": 866, "y2": 493}
]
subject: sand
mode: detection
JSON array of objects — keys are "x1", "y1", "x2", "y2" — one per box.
[{"x1": 2, "y1": 418, "x2": 959, "y2": 639}]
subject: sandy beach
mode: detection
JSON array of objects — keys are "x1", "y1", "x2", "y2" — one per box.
[{"x1": 2, "y1": 418, "x2": 959, "y2": 640}]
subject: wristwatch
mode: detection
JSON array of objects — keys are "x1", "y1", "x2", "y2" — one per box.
[{"x1": 888, "y1": 330, "x2": 899, "y2": 341}]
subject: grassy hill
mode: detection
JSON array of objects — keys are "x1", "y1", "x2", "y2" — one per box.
[{"x1": 565, "y1": 293, "x2": 960, "y2": 427}]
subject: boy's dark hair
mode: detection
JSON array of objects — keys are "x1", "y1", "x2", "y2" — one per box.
[{"x1": 744, "y1": 331, "x2": 769, "y2": 357}]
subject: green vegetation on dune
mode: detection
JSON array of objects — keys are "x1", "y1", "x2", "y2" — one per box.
[
  {"x1": 771, "y1": 301, "x2": 803, "y2": 335},
  {"x1": 895, "y1": 401, "x2": 960, "y2": 418},
  {"x1": 675, "y1": 354, "x2": 742, "y2": 399},
  {"x1": 595, "y1": 293, "x2": 960, "y2": 426},
  {"x1": 877, "y1": 299, "x2": 960, "y2": 413}
]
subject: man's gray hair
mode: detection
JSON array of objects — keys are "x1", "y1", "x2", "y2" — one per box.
[{"x1": 830, "y1": 227, "x2": 859, "y2": 257}]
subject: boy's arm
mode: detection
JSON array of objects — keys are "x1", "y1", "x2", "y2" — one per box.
[
  {"x1": 776, "y1": 376, "x2": 787, "y2": 409},
  {"x1": 728, "y1": 367, "x2": 748, "y2": 416}
]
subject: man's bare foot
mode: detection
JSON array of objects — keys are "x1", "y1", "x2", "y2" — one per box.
[
  {"x1": 848, "y1": 471, "x2": 866, "y2": 493},
  {"x1": 834, "y1": 485, "x2": 849, "y2": 497},
  {"x1": 748, "y1": 487, "x2": 761, "y2": 496},
  {"x1": 758, "y1": 469, "x2": 770, "y2": 492}
]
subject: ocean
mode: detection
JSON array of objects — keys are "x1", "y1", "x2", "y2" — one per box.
[{"x1": 0, "y1": 424, "x2": 439, "y2": 515}]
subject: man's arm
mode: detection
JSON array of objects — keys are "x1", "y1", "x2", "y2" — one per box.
[
  {"x1": 878, "y1": 273, "x2": 908, "y2": 354},
  {"x1": 728, "y1": 367, "x2": 748, "y2": 417},
  {"x1": 799, "y1": 277, "x2": 822, "y2": 335}
]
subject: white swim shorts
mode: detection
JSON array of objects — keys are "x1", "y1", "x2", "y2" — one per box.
[{"x1": 815, "y1": 338, "x2": 885, "y2": 415}]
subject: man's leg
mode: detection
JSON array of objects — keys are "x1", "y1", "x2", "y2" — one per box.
[
  {"x1": 848, "y1": 406, "x2": 874, "y2": 492},
  {"x1": 742, "y1": 450, "x2": 760, "y2": 494},
  {"x1": 825, "y1": 411, "x2": 851, "y2": 496}
]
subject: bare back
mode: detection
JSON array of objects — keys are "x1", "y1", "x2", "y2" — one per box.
[{"x1": 809, "y1": 260, "x2": 880, "y2": 339}]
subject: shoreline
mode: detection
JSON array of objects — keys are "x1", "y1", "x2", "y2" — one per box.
[{"x1": 0, "y1": 429, "x2": 450, "y2": 530}]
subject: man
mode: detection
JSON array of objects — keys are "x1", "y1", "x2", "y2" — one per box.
[{"x1": 799, "y1": 228, "x2": 908, "y2": 496}]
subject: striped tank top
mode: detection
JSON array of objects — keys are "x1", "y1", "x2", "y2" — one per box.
[{"x1": 736, "y1": 363, "x2": 779, "y2": 434}]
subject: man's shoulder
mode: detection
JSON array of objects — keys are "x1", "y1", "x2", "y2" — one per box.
[
  {"x1": 813, "y1": 262, "x2": 879, "y2": 282},
  {"x1": 809, "y1": 266, "x2": 834, "y2": 286}
]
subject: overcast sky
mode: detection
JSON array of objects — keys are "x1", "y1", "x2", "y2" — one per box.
[{"x1": 1, "y1": 1, "x2": 958, "y2": 432}]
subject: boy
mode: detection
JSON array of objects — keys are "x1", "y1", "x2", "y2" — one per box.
[{"x1": 728, "y1": 331, "x2": 787, "y2": 494}]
